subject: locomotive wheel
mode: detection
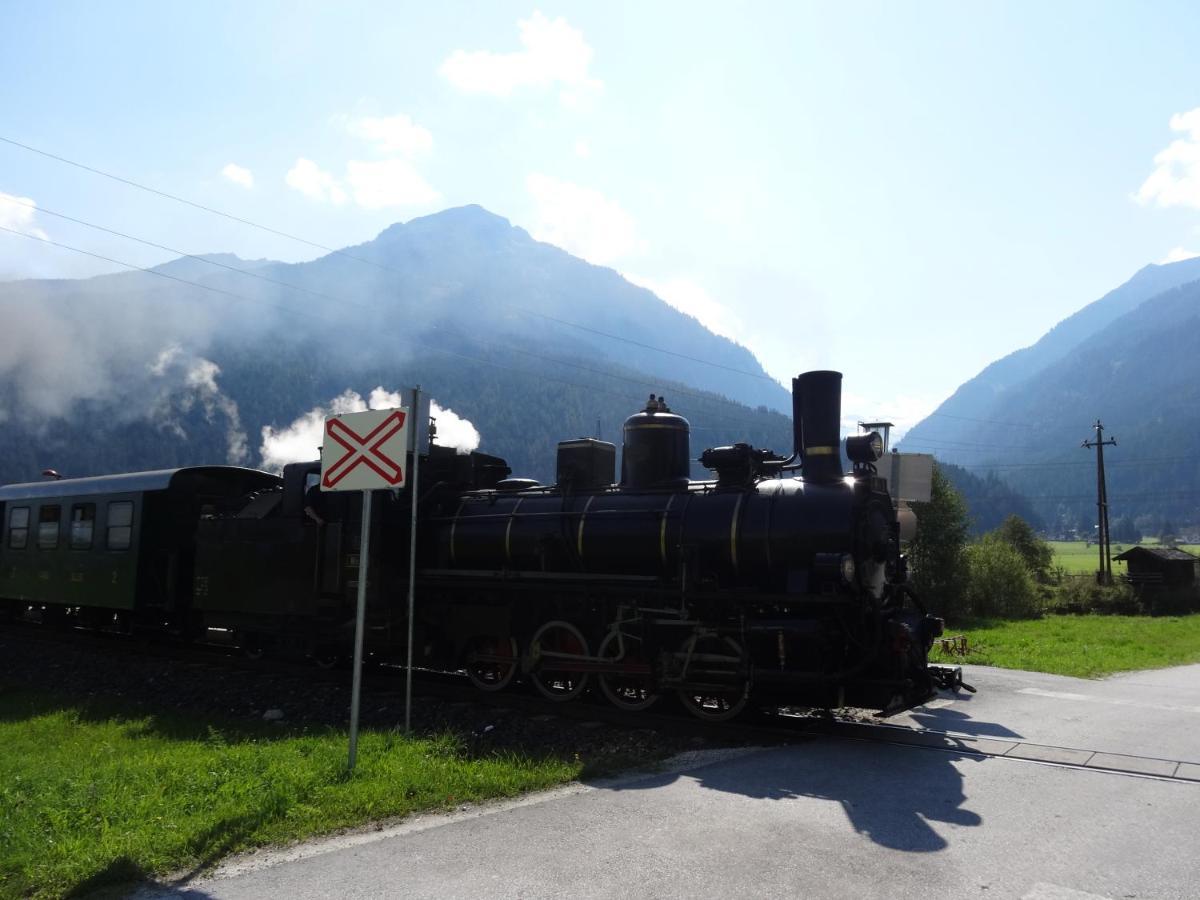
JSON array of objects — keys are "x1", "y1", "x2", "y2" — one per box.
[
  {"x1": 464, "y1": 635, "x2": 519, "y2": 692},
  {"x1": 597, "y1": 631, "x2": 660, "y2": 711},
  {"x1": 312, "y1": 647, "x2": 344, "y2": 669},
  {"x1": 529, "y1": 620, "x2": 590, "y2": 702},
  {"x1": 676, "y1": 635, "x2": 749, "y2": 722},
  {"x1": 41, "y1": 604, "x2": 71, "y2": 630}
]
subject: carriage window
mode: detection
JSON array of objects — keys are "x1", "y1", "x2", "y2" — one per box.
[
  {"x1": 70, "y1": 504, "x2": 96, "y2": 549},
  {"x1": 106, "y1": 501, "x2": 133, "y2": 551},
  {"x1": 37, "y1": 505, "x2": 61, "y2": 549},
  {"x1": 7, "y1": 507, "x2": 29, "y2": 550}
]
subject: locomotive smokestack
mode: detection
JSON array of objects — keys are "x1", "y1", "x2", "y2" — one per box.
[{"x1": 793, "y1": 370, "x2": 843, "y2": 482}]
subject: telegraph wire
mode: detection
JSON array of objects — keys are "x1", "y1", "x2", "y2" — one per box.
[
  {"x1": 0, "y1": 135, "x2": 775, "y2": 382},
  {"x1": 0, "y1": 204, "x2": 777, "y2": 427},
  {"x1": 951, "y1": 456, "x2": 1196, "y2": 471},
  {"x1": 0, "y1": 223, "x2": 783, "y2": 433},
  {"x1": 1, "y1": 195, "x2": 340, "y2": 305},
  {"x1": 923, "y1": 411, "x2": 1033, "y2": 428}
]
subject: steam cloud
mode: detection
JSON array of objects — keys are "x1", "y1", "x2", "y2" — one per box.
[
  {"x1": 148, "y1": 346, "x2": 249, "y2": 464},
  {"x1": 259, "y1": 387, "x2": 480, "y2": 472},
  {"x1": 0, "y1": 272, "x2": 224, "y2": 423}
]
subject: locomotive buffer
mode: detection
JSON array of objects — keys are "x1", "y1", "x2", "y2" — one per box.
[{"x1": 320, "y1": 388, "x2": 422, "y2": 772}]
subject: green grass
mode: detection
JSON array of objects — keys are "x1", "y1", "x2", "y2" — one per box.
[
  {"x1": 1049, "y1": 540, "x2": 1200, "y2": 575},
  {"x1": 932, "y1": 613, "x2": 1200, "y2": 678},
  {"x1": 0, "y1": 688, "x2": 580, "y2": 899}
]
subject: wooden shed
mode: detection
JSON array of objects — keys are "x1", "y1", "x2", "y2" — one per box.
[{"x1": 1112, "y1": 546, "x2": 1198, "y2": 587}]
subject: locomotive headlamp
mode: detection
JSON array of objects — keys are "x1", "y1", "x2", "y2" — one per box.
[{"x1": 845, "y1": 432, "x2": 884, "y2": 464}]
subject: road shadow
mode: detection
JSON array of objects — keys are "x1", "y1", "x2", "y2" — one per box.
[
  {"x1": 605, "y1": 740, "x2": 984, "y2": 853},
  {"x1": 901, "y1": 700, "x2": 1025, "y2": 739}
]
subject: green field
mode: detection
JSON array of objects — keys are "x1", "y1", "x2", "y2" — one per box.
[
  {"x1": 0, "y1": 689, "x2": 580, "y2": 899},
  {"x1": 1049, "y1": 540, "x2": 1200, "y2": 575},
  {"x1": 931, "y1": 613, "x2": 1200, "y2": 678}
]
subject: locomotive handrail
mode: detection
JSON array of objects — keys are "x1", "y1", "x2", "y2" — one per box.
[{"x1": 427, "y1": 508, "x2": 676, "y2": 523}]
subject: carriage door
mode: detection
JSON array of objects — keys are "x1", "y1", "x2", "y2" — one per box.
[{"x1": 303, "y1": 471, "x2": 343, "y2": 596}]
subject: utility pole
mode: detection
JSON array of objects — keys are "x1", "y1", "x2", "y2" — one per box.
[{"x1": 1082, "y1": 421, "x2": 1117, "y2": 585}]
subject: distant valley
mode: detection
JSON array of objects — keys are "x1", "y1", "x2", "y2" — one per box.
[
  {"x1": 901, "y1": 256, "x2": 1200, "y2": 532},
  {"x1": 3, "y1": 203, "x2": 1197, "y2": 535}
]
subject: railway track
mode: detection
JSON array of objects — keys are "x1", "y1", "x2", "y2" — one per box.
[{"x1": 6, "y1": 622, "x2": 1199, "y2": 786}]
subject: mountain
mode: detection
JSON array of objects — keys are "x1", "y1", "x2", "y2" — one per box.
[
  {"x1": 903, "y1": 255, "x2": 1200, "y2": 457},
  {"x1": 0, "y1": 206, "x2": 793, "y2": 486},
  {"x1": 150, "y1": 253, "x2": 275, "y2": 281},
  {"x1": 939, "y1": 462, "x2": 1045, "y2": 535},
  {"x1": 900, "y1": 259, "x2": 1200, "y2": 528}
]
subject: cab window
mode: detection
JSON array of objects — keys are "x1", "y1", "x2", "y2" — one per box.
[
  {"x1": 7, "y1": 506, "x2": 29, "y2": 549},
  {"x1": 37, "y1": 505, "x2": 61, "y2": 550},
  {"x1": 106, "y1": 501, "x2": 133, "y2": 551},
  {"x1": 70, "y1": 504, "x2": 96, "y2": 549}
]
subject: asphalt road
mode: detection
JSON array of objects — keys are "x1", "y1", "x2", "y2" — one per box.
[{"x1": 136, "y1": 664, "x2": 1200, "y2": 900}]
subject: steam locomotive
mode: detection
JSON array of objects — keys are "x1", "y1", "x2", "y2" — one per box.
[{"x1": 0, "y1": 371, "x2": 955, "y2": 720}]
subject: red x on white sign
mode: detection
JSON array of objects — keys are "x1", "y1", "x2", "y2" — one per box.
[{"x1": 320, "y1": 407, "x2": 410, "y2": 491}]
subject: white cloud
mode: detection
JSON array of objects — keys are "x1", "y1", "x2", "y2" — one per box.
[
  {"x1": 221, "y1": 163, "x2": 254, "y2": 189},
  {"x1": 260, "y1": 389, "x2": 479, "y2": 470},
  {"x1": 574, "y1": 139, "x2": 591, "y2": 159},
  {"x1": 347, "y1": 114, "x2": 433, "y2": 157},
  {"x1": 1160, "y1": 246, "x2": 1200, "y2": 264},
  {"x1": 345, "y1": 158, "x2": 440, "y2": 209},
  {"x1": 525, "y1": 173, "x2": 639, "y2": 265},
  {"x1": 440, "y1": 11, "x2": 602, "y2": 105},
  {"x1": 841, "y1": 388, "x2": 940, "y2": 444},
  {"x1": 286, "y1": 155, "x2": 437, "y2": 210},
  {"x1": 1135, "y1": 107, "x2": 1200, "y2": 209},
  {"x1": 0, "y1": 192, "x2": 49, "y2": 240},
  {"x1": 286, "y1": 158, "x2": 347, "y2": 204},
  {"x1": 624, "y1": 274, "x2": 745, "y2": 342}
]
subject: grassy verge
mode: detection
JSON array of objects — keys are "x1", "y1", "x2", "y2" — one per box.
[
  {"x1": 931, "y1": 613, "x2": 1200, "y2": 678},
  {"x1": 1049, "y1": 540, "x2": 1200, "y2": 575},
  {"x1": 0, "y1": 687, "x2": 580, "y2": 899}
]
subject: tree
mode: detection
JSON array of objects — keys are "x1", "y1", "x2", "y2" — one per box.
[
  {"x1": 991, "y1": 514, "x2": 1054, "y2": 582},
  {"x1": 907, "y1": 465, "x2": 970, "y2": 621},
  {"x1": 1160, "y1": 521, "x2": 1178, "y2": 547},
  {"x1": 965, "y1": 536, "x2": 1042, "y2": 619},
  {"x1": 1111, "y1": 515, "x2": 1142, "y2": 544}
]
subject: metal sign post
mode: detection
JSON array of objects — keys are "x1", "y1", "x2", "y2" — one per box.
[
  {"x1": 348, "y1": 488, "x2": 371, "y2": 770},
  {"x1": 405, "y1": 385, "x2": 421, "y2": 734},
  {"x1": 320, "y1": 404, "x2": 412, "y2": 773}
]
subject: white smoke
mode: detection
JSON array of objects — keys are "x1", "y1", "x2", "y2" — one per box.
[
  {"x1": 0, "y1": 266, "x2": 224, "y2": 421},
  {"x1": 148, "y1": 345, "x2": 250, "y2": 464},
  {"x1": 430, "y1": 400, "x2": 480, "y2": 454},
  {"x1": 258, "y1": 387, "x2": 481, "y2": 472}
]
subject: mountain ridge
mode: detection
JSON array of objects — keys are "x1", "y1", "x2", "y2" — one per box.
[
  {"x1": 0, "y1": 204, "x2": 791, "y2": 486},
  {"x1": 901, "y1": 263, "x2": 1200, "y2": 527},
  {"x1": 904, "y1": 255, "x2": 1200, "y2": 450}
]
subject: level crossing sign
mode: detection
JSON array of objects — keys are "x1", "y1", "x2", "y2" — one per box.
[
  {"x1": 317, "y1": 389, "x2": 423, "y2": 773},
  {"x1": 320, "y1": 407, "x2": 410, "y2": 492}
]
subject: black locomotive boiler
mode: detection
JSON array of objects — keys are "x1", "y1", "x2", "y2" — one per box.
[
  {"x1": 0, "y1": 370, "x2": 953, "y2": 720},
  {"x1": 408, "y1": 369, "x2": 946, "y2": 719}
]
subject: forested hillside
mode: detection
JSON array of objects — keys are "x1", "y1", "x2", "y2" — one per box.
[
  {"x1": 901, "y1": 261, "x2": 1200, "y2": 528},
  {"x1": 939, "y1": 462, "x2": 1044, "y2": 535},
  {"x1": 0, "y1": 206, "x2": 792, "y2": 485}
]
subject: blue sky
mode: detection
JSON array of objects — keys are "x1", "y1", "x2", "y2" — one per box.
[{"x1": 3, "y1": 1, "x2": 1200, "y2": 433}]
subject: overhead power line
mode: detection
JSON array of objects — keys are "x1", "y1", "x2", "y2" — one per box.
[
  {"x1": 0, "y1": 223, "x2": 782, "y2": 433},
  {"x1": 898, "y1": 436, "x2": 1042, "y2": 451},
  {"x1": 0, "y1": 135, "x2": 774, "y2": 382},
  {"x1": 953, "y1": 456, "x2": 1195, "y2": 471},
  {"x1": 923, "y1": 411, "x2": 1033, "y2": 428}
]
